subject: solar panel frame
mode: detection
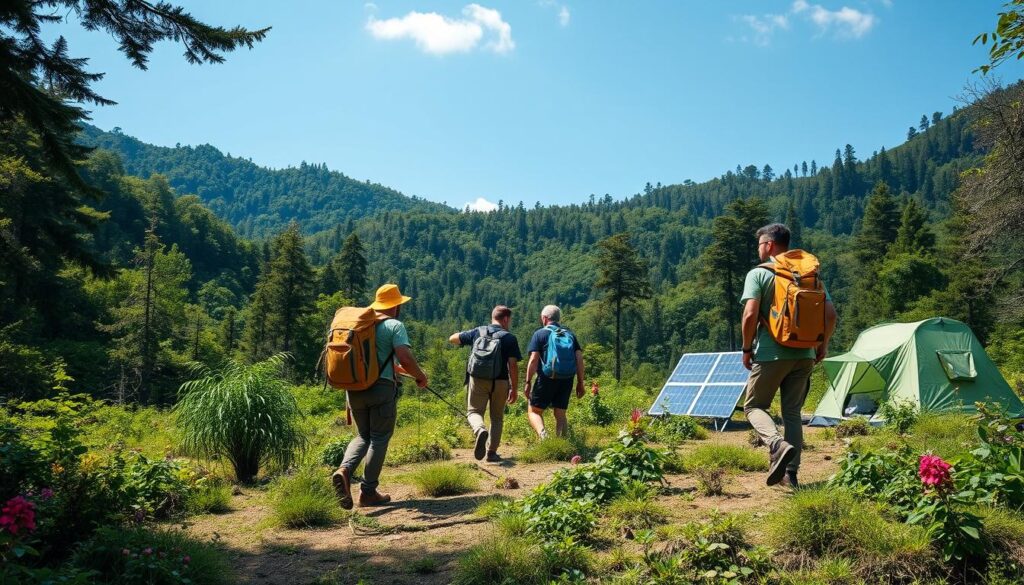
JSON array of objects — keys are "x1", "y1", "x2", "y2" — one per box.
[{"x1": 649, "y1": 351, "x2": 749, "y2": 422}]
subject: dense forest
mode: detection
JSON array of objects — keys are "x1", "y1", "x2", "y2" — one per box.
[{"x1": 3, "y1": 79, "x2": 1022, "y2": 405}]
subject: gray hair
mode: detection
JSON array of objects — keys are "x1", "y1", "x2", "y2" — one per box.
[{"x1": 541, "y1": 305, "x2": 561, "y2": 322}]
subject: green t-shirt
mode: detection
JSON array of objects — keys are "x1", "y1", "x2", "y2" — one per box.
[
  {"x1": 375, "y1": 318, "x2": 411, "y2": 382},
  {"x1": 740, "y1": 261, "x2": 831, "y2": 362}
]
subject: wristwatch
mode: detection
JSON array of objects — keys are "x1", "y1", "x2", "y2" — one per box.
[{"x1": 742, "y1": 348, "x2": 753, "y2": 354}]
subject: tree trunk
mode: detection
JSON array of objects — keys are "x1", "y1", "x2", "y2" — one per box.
[{"x1": 615, "y1": 296, "x2": 622, "y2": 381}]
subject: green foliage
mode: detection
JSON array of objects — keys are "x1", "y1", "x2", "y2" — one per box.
[
  {"x1": 834, "y1": 417, "x2": 870, "y2": 438},
  {"x1": 594, "y1": 433, "x2": 666, "y2": 482},
  {"x1": 453, "y1": 535, "x2": 551, "y2": 585},
  {"x1": 175, "y1": 354, "x2": 306, "y2": 482},
  {"x1": 186, "y1": 481, "x2": 232, "y2": 515},
  {"x1": 646, "y1": 416, "x2": 708, "y2": 445},
  {"x1": 318, "y1": 436, "x2": 352, "y2": 468},
  {"x1": 878, "y1": 399, "x2": 919, "y2": 434},
  {"x1": 520, "y1": 495, "x2": 600, "y2": 543},
  {"x1": 606, "y1": 493, "x2": 669, "y2": 530},
  {"x1": 587, "y1": 391, "x2": 615, "y2": 426},
  {"x1": 70, "y1": 526, "x2": 233, "y2": 585},
  {"x1": 388, "y1": 438, "x2": 452, "y2": 466},
  {"x1": 407, "y1": 463, "x2": 480, "y2": 497},
  {"x1": 519, "y1": 436, "x2": 579, "y2": 463},
  {"x1": 681, "y1": 444, "x2": 768, "y2": 472},
  {"x1": 974, "y1": 1, "x2": 1024, "y2": 73},
  {"x1": 270, "y1": 468, "x2": 343, "y2": 528},
  {"x1": 830, "y1": 446, "x2": 921, "y2": 515}
]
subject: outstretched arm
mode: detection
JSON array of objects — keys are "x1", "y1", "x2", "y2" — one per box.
[{"x1": 395, "y1": 345, "x2": 428, "y2": 388}]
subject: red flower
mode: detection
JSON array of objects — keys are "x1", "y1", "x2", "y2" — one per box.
[
  {"x1": 631, "y1": 409, "x2": 643, "y2": 424},
  {"x1": 0, "y1": 496, "x2": 37, "y2": 536},
  {"x1": 570, "y1": 455, "x2": 582, "y2": 465},
  {"x1": 918, "y1": 454, "x2": 952, "y2": 487}
]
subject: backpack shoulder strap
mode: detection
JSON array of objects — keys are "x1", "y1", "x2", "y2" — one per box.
[{"x1": 477, "y1": 325, "x2": 491, "y2": 339}]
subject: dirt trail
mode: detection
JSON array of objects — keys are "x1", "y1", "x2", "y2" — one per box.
[{"x1": 185, "y1": 427, "x2": 844, "y2": 585}]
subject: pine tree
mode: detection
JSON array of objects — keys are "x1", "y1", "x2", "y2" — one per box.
[
  {"x1": 244, "y1": 223, "x2": 314, "y2": 358},
  {"x1": 786, "y1": 202, "x2": 803, "y2": 249},
  {"x1": 892, "y1": 198, "x2": 935, "y2": 255},
  {"x1": 854, "y1": 182, "x2": 901, "y2": 264},
  {"x1": 337, "y1": 234, "x2": 368, "y2": 302},
  {"x1": 762, "y1": 164, "x2": 774, "y2": 182},
  {"x1": 908, "y1": 126, "x2": 918, "y2": 140},
  {"x1": 595, "y1": 233, "x2": 652, "y2": 381},
  {"x1": 920, "y1": 114, "x2": 930, "y2": 132}
]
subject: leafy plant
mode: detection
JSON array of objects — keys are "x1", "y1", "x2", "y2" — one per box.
[
  {"x1": 879, "y1": 399, "x2": 918, "y2": 435},
  {"x1": 594, "y1": 433, "x2": 665, "y2": 483},
  {"x1": 520, "y1": 496, "x2": 599, "y2": 543},
  {"x1": 694, "y1": 466, "x2": 728, "y2": 497},
  {"x1": 174, "y1": 354, "x2": 306, "y2": 483},
  {"x1": 834, "y1": 417, "x2": 869, "y2": 438},
  {"x1": 70, "y1": 526, "x2": 233, "y2": 585},
  {"x1": 318, "y1": 436, "x2": 352, "y2": 468}
]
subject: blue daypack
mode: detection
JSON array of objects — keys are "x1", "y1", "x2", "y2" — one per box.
[{"x1": 542, "y1": 325, "x2": 577, "y2": 378}]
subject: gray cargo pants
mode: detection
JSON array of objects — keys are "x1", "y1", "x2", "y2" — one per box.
[{"x1": 339, "y1": 379, "x2": 398, "y2": 494}]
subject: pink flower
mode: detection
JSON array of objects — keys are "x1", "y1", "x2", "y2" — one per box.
[
  {"x1": 591, "y1": 382, "x2": 599, "y2": 396},
  {"x1": 570, "y1": 455, "x2": 582, "y2": 465},
  {"x1": 0, "y1": 496, "x2": 36, "y2": 535},
  {"x1": 40, "y1": 488, "x2": 54, "y2": 501},
  {"x1": 182, "y1": 555, "x2": 191, "y2": 565},
  {"x1": 143, "y1": 547, "x2": 152, "y2": 556},
  {"x1": 631, "y1": 409, "x2": 643, "y2": 424},
  {"x1": 919, "y1": 454, "x2": 952, "y2": 487}
]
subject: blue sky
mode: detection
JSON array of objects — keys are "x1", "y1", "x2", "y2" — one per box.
[{"x1": 50, "y1": 1, "x2": 1023, "y2": 210}]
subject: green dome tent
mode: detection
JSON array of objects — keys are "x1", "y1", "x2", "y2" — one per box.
[{"x1": 809, "y1": 317, "x2": 1023, "y2": 426}]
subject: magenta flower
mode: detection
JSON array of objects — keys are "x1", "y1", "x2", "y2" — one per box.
[
  {"x1": 40, "y1": 488, "x2": 54, "y2": 501},
  {"x1": 918, "y1": 454, "x2": 952, "y2": 487},
  {"x1": 182, "y1": 555, "x2": 191, "y2": 565},
  {"x1": 570, "y1": 455, "x2": 582, "y2": 465},
  {"x1": 0, "y1": 496, "x2": 36, "y2": 536}
]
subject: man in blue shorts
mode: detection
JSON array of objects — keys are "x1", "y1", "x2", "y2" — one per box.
[{"x1": 523, "y1": 305, "x2": 585, "y2": 438}]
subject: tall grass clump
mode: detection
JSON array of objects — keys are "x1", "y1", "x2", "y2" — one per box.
[
  {"x1": 270, "y1": 467, "x2": 343, "y2": 528},
  {"x1": 186, "y1": 481, "x2": 233, "y2": 514},
  {"x1": 682, "y1": 443, "x2": 768, "y2": 472},
  {"x1": 409, "y1": 462, "x2": 480, "y2": 497},
  {"x1": 175, "y1": 354, "x2": 306, "y2": 483},
  {"x1": 766, "y1": 487, "x2": 936, "y2": 581},
  {"x1": 453, "y1": 535, "x2": 550, "y2": 584},
  {"x1": 519, "y1": 435, "x2": 577, "y2": 463}
]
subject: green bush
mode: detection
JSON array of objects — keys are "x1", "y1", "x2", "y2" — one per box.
[
  {"x1": 520, "y1": 496, "x2": 599, "y2": 543},
  {"x1": 519, "y1": 436, "x2": 577, "y2": 463},
  {"x1": 835, "y1": 418, "x2": 870, "y2": 438},
  {"x1": 607, "y1": 494, "x2": 668, "y2": 530},
  {"x1": 175, "y1": 355, "x2": 306, "y2": 483},
  {"x1": 593, "y1": 433, "x2": 665, "y2": 482},
  {"x1": 388, "y1": 438, "x2": 452, "y2": 465},
  {"x1": 766, "y1": 487, "x2": 936, "y2": 581},
  {"x1": 270, "y1": 468, "x2": 343, "y2": 528},
  {"x1": 682, "y1": 443, "x2": 768, "y2": 472},
  {"x1": 408, "y1": 463, "x2": 479, "y2": 497},
  {"x1": 646, "y1": 415, "x2": 708, "y2": 444},
  {"x1": 70, "y1": 526, "x2": 233, "y2": 585},
  {"x1": 879, "y1": 399, "x2": 918, "y2": 435},
  {"x1": 186, "y1": 482, "x2": 232, "y2": 515},
  {"x1": 544, "y1": 463, "x2": 625, "y2": 504},
  {"x1": 318, "y1": 435, "x2": 352, "y2": 468},
  {"x1": 453, "y1": 535, "x2": 550, "y2": 585}
]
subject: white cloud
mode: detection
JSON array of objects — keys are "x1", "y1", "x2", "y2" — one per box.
[
  {"x1": 464, "y1": 197, "x2": 499, "y2": 212},
  {"x1": 792, "y1": 1, "x2": 877, "y2": 38},
  {"x1": 737, "y1": 14, "x2": 789, "y2": 46},
  {"x1": 559, "y1": 6, "x2": 571, "y2": 27},
  {"x1": 366, "y1": 4, "x2": 514, "y2": 55},
  {"x1": 539, "y1": 1, "x2": 570, "y2": 28}
]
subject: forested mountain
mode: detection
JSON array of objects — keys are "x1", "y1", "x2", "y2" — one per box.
[{"x1": 77, "y1": 124, "x2": 453, "y2": 238}]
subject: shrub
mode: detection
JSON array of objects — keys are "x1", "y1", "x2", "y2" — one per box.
[
  {"x1": 544, "y1": 463, "x2": 625, "y2": 504},
  {"x1": 407, "y1": 557, "x2": 440, "y2": 574},
  {"x1": 520, "y1": 496, "x2": 599, "y2": 543},
  {"x1": 408, "y1": 463, "x2": 479, "y2": 497},
  {"x1": 270, "y1": 468, "x2": 343, "y2": 528},
  {"x1": 519, "y1": 436, "x2": 577, "y2": 463},
  {"x1": 766, "y1": 487, "x2": 936, "y2": 581},
  {"x1": 607, "y1": 495, "x2": 668, "y2": 530},
  {"x1": 835, "y1": 418, "x2": 870, "y2": 438},
  {"x1": 682, "y1": 443, "x2": 767, "y2": 472},
  {"x1": 117, "y1": 453, "x2": 195, "y2": 519},
  {"x1": 647, "y1": 416, "x2": 707, "y2": 445},
  {"x1": 318, "y1": 435, "x2": 352, "y2": 468},
  {"x1": 453, "y1": 535, "x2": 550, "y2": 585},
  {"x1": 186, "y1": 482, "x2": 232, "y2": 515},
  {"x1": 70, "y1": 526, "x2": 233, "y2": 585},
  {"x1": 830, "y1": 446, "x2": 921, "y2": 515},
  {"x1": 588, "y1": 391, "x2": 615, "y2": 426},
  {"x1": 388, "y1": 438, "x2": 452, "y2": 465},
  {"x1": 693, "y1": 466, "x2": 729, "y2": 496},
  {"x1": 879, "y1": 399, "x2": 918, "y2": 435},
  {"x1": 175, "y1": 355, "x2": 306, "y2": 483},
  {"x1": 594, "y1": 434, "x2": 665, "y2": 483}
]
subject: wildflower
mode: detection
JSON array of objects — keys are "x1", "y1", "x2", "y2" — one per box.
[
  {"x1": 40, "y1": 488, "x2": 54, "y2": 501},
  {"x1": 182, "y1": 555, "x2": 191, "y2": 565},
  {"x1": 122, "y1": 548, "x2": 131, "y2": 556},
  {"x1": 918, "y1": 454, "x2": 952, "y2": 487},
  {"x1": 0, "y1": 496, "x2": 37, "y2": 536},
  {"x1": 591, "y1": 382, "x2": 599, "y2": 396},
  {"x1": 570, "y1": 455, "x2": 582, "y2": 465},
  {"x1": 631, "y1": 409, "x2": 643, "y2": 424},
  {"x1": 143, "y1": 547, "x2": 153, "y2": 556},
  {"x1": 134, "y1": 508, "x2": 146, "y2": 523}
]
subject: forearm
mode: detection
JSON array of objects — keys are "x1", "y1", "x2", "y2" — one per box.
[
  {"x1": 741, "y1": 308, "x2": 759, "y2": 349},
  {"x1": 575, "y1": 351, "x2": 584, "y2": 385},
  {"x1": 525, "y1": 354, "x2": 538, "y2": 384},
  {"x1": 395, "y1": 346, "x2": 426, "y2": 380},
  {"x1": 508, "y1": 359, "x2": 519, "y2": 389}
]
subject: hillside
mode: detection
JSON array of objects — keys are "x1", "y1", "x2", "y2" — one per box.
[{"x1": 77, "y1": 124, "x2": 453, "y2": 238}]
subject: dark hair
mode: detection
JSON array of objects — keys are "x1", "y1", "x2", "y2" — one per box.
[
  {"x1": 756, "y1": 223, "x2": 791, "y2": 247},
  {"x1": 492, "y1": 305, "x2": 512, "y2": 321}
]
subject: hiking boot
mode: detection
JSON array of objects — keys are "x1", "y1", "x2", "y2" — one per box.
[
  {"x1": 539, "y1": 429, "x2": 549, "y2": 440},
  {"x1": 485, "y1": 451, "x2": 502, "y2": 463},
  {"x1": 766, "y1": 440, "x2": 796, "y2": 486},
  {"x1": 782, "y1": 470, "x2": 799, "y2": 489},
  {"x1": 358, "y1": 491, "x2": 392, "y2": 507},
  {"x1": 332, "y1": 467, "x2": 353, "y2": 510},
  {"x1": 474, "y1": 428, "x2": 489, "y2": 461}
]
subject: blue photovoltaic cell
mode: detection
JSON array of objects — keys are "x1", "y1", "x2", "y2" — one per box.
[
  {"x1": 648, "y1": 384, "x2": 700, "y2": 415},
  {"x1": 706, "y1": 354, "x2": 748, "y2": 383},
  {"x1": 650, "y1": 352, "x2": 748, "y2": 420},
  {"x1": 668, "y1": 353, "x2": 717, "y2": 384},
  {"x1": 689, "y1": 384, "x2": 747, "y2": 418}
]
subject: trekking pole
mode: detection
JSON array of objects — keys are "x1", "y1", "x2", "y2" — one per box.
[{"x1": 398, "y1": 373, "x2": 468, "y2": 418}]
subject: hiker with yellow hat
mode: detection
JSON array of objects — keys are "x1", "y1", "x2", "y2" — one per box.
[{"x1": 332, "y1": 284, "x2": 428, "y2": 509}]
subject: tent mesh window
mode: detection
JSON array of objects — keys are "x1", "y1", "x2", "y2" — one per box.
[{"x1": 937, "y1": 350, "x2": 977, "y2": 382}]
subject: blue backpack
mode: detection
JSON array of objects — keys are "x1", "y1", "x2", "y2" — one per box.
[{"x1": 542, "y1": 325, "x2": 577, "y2": 378}]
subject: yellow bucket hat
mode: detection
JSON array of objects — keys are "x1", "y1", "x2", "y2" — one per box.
[{"x1": 370, "y1": 283, "x2": 412, "y2": 310}]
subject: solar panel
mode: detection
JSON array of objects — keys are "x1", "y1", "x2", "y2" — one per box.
[{"x1": 649, "y1": 352, "x2": 748, "y2": 424}]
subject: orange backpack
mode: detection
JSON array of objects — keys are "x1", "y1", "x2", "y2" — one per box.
[
  {"x1": 324, "y1": 307, "x2": 393, "y2": 391},
  {"x1": 758, "y1": 250, "x2": 827, "y2": 349}
]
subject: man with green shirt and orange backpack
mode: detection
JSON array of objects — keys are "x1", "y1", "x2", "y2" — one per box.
[{"x1": 740, "y1": 223, "x2": 837, "y2": 488}]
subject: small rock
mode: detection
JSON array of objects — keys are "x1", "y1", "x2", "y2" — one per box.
[{"x1": 823, "y1": 455, "x2": 832, "y2": 461}]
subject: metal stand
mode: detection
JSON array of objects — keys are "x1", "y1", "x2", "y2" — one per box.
[{"x1": 712, "y1": 418, "x2": 729, "y2": 432}]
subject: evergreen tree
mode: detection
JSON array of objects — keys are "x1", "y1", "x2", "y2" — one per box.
[
  {"x1": 785, "y1": 202, "x2": 803, "y2": 249},
  {"x1": 892, "y1": 198, "x2": 935, "y2": 255},
  {"x1": 762, "y1": 164, "x2": 774, "y2": 182},
  {"x1": 244, "y1": 223, "x2": 314, "y2": 359},
  {"x1": 594, "y1": 233, "x2": 652, "y2": 381},
  {"x1": 920, "y1": 114, "x2": 931, "y2": 132},
  {"x1": 854, "y1": 182, "x2": 900, "y2": 264},
  {"x1": 337, "y1": 233, "x2": 368, "y2": 302},
  {"x1": 801, "y1": 161, "x2": 808, "y2": 177},
  {"x1": 908, "y1": 126, "x2": 918, "y2": 140}
]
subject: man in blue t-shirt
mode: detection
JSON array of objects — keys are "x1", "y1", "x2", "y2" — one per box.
[
  {"x1": 523, "y1": 305, "x2": 584, "y2": 438},
  {"x1": 449, "y1": 305, "x2": 523, "y2": 462}
]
